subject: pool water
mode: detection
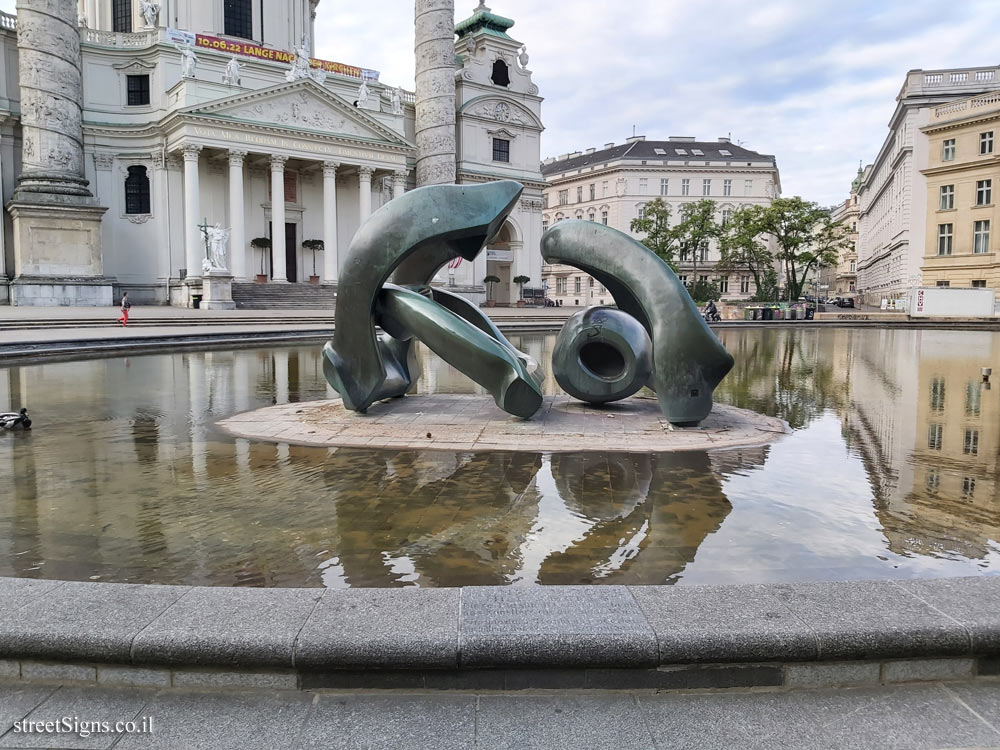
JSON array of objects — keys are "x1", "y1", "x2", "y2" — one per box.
[{"x1": 0, "y1": 327, "x2": 997, "y2": 587}]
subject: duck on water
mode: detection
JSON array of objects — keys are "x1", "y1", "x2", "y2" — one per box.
[{"x1": 0, "y1": 408, "x2": 30, "y2": 430}]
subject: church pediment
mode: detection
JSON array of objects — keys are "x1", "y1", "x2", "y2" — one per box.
[
  {"x1": 185, "y1": 80, "x2": 411, "y2": 148},
  {"x1": 459, "y1": 95, "x2": 542, "y2": 130}
]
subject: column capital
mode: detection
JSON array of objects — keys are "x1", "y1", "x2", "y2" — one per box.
[
  {"x1": 270, "y1": 154, "x2": 289, "y2": 170},
  {"x1": 393, "y1": 168, "x2": 409, "y2": 181},
  {"x1": 181, "y1": 144, "x2": 203, "y2": 161},
  {"x1": 322, "y1": 161, "x2": 340, "y2": 177},
  {"x1": 228, "y1": 149, "x2": 248, "y2": 166},
  {"x1": 358, "y1": 165, "x2": 375, "y2": 180}
]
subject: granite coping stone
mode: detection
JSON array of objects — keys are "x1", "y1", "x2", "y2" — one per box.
[{"x1": 0, "y1": 576, "x2": 996, "y2": 672}]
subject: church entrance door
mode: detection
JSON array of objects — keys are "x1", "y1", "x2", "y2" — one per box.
[{"x1": 285, "y1": 223, "x2": 298, "y2": 283}]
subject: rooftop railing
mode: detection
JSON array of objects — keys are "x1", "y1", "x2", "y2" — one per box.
[
  {"x1": 933, "y1": 90, "x2": 1000, "y2": 119},
  {"x1": 0, "y1": 11, "x2": 16, "y2": 31}
]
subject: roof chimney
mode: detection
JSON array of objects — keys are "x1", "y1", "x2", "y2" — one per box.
[
  {"x1": 668, "y1": 136, "x2": 696, "y2": 142},
  {"x1": 625, "y1": 135, "x2": 645, "y2": 143},
  {"x1": 717, "y1": 136, "x2": 731, "y2": 143},
  {"x1": 584, "y1": 147, "x2": 596, "y2": 155},
  {"x1": 604, "y1": 142, "x2": 615, "y2": 149}
]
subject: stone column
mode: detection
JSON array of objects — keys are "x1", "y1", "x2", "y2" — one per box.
[
  {"x1": 7, "y1": 0, "x2": 110, "y2": 306},
  {"x1": 414, "y1": 0, "x2": 456, "y2": 186},
  {"x1": 393, "y1": 169, "x2": 407, "y2": 199},
  {"x1": 182, "y1": 144, "x2": 202, "y2": 284},
  {"x1": 322, "y1": 161, "x2": 338, "y2": 284},
  {"x1": 358, "y1": 166, "x2": 374, "y2": 224},
  {"x1": 228, "y1": 150, "x2": 247, "y2": 280},
  {"x1": 270, "y1": 154, "x2": 288, "y2": 282}
]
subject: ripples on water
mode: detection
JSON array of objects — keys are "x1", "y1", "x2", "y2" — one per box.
[{"x1": 0, "y1": 328, "x2": 997, "y2": 587}]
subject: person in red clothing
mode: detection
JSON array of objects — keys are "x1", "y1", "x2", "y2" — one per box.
[{"x1": 117, "y1": 292, "x2": 131, "y2": 327}]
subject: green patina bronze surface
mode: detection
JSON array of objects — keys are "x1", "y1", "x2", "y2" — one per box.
[
  {"x1": 542, "y1": 220, "x2": 734, "y2": 425},
  {"x1": 552, "y1": 306, "x2": 652, "y2": 404},
  {"x1": 323, "y1": 180, "x2": 540, "y2": 416}
]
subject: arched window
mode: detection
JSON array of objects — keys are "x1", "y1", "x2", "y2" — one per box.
[
  {"x1": 113, "y1": 0, "x2": 132, "y2": 32},
  {"x1": 125, "y1": 165, "x2": 150, "y2": 214},
  {"x1": 491, "y1": 59, "x2": 510, "y2": 87}
]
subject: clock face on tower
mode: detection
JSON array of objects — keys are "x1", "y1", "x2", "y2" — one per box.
[{"x1": 494, "y1": 102, "x2": 511, "y2": 122}]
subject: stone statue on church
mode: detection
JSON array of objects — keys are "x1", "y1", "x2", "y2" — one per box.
[
  {"x1": 285, "y1": 35, "x2": 326, "y2": 84},
  {"x1": 202, "y1": 223, "x2": 230, "y2": 273},
  {"x1": 175, "y1": 43, "x2": 198, "y2": 79},
  {"x1": 391, "y1": 87, "x2": 402, "y2": 115},
  {"x1": 357, "y1": 78, "x2": 370, "y2": 107},
  {"x1": 223, "y1": 55, "x2": 241, "y2": 86},
  {"x1": 139, "y1": 0, "x2": 160, "y2": 28}
]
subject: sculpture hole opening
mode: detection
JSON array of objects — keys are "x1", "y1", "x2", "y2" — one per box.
[{"x1": 580, "y1": 342, "x2": 626, "y2": 380}]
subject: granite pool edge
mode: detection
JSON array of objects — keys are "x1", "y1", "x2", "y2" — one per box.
[{"x1": 1, "y1": 576, "x2": 998, "y2": 687}]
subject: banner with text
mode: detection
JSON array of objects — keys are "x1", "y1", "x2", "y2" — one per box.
[{"x1": 167, "y1": 28, "x2": 379, "y2": 81}]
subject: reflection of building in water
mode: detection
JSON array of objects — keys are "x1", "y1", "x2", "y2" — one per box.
[
  {"x1": 840, "y1": 330, "x2": 999, "y2": 558},
  {"x1": 903, "y1": 331, "x2": 1000, "y2": 558}
]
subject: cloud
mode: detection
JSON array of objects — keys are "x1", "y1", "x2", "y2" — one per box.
[{"x1": 3, "y1": 0, "x2": 999, "y2": 205}]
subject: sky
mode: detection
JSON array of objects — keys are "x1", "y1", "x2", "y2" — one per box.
[{"x1": 3, "y1": 0, "x2": 999, "y2": 205}]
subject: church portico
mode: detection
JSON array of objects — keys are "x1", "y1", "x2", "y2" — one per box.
[{"x1": 0, "y1": 1, "x2": 543, "y2": 308}]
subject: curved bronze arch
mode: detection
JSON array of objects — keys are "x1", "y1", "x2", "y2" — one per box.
[
  {"x1": 324, "y1": 180, "x2": 542, "y2": 416},
  {"x1": 542, "y1": 220, "x2": 734, "y2": 424}
]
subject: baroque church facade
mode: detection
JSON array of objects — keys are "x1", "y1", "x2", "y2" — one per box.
[{"x1": 0, "y1": 0, "x2": 543, "y2": 306}]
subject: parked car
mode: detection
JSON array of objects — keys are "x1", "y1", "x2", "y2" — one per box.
[{"x1": 835, "y1": 297, "x2": 855, "y2": 308}]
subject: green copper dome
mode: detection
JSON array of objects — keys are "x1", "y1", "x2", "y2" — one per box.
[{"x1": 455, "y1": 2, "x2": 515, "y2": 39}]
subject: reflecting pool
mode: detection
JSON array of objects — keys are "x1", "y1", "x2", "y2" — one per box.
[{"x1": 0, "y1": 328, "x2": 997, "y2": 587}]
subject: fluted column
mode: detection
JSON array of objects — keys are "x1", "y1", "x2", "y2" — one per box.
[
  {"x1": 322, "y1": 161, "x2": 339, "y2": 284},
  {"x1": 414, "y1": 0, "x2": 456, "y2": 186},
  {"x1": 358, "y1": 166, "x2": 374, "y2": 224},
  {"x1": 182, "y1": 144, "x2": 202, "y2": 282},
  {"x1": 393, "y1": 169, "x2": 407, "y2": 200},
  {"x1": 13, "y1": 0, "x2": 92, "y2": 199},
  {"x1": 270, "y1": 154, "x2": 288, "y2": 282},
  {"x1": 228, "y1": 150, "x2": 247, "y2": 280}
]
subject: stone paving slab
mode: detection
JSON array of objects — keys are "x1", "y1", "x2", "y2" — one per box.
[
  {"x1": 0, "y1": 682, "x2": 998, "y2": 750},
  {"x1": 0, "y1": 583, "x2": 187, "y2": 664},
  {"x1": 294, "y1": 588, "x2": 459, "y2": 670},
  {"x1": 130, "y1": 587, "x2": 322, "y2": 668},
  {"x1": 459, "y1": 586, "x2": 658, "y2": 668},
  {"x1": 217, "y1": 394, "x2": 790, "y2": 454},
  {"x1": 629, "y1": 584, "x2": 819, "y2": 663}
]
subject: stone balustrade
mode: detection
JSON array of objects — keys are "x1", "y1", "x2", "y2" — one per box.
[{"x1": 0, "y1": 11, "x2": 15, "y2": 31}]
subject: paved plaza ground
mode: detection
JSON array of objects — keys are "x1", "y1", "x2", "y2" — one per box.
[{"x1": 1, "y1": 679, "x2": 998, "y2": 749}]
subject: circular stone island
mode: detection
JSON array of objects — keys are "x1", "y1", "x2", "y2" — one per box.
[{"x1": 218, "y1": 394, "x2": 789, "y2": 453}]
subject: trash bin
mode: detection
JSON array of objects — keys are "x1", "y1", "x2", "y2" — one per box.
[
  {"x1": 745, "y1": 308, "x2": 754, "y2": 321},
  {"x1": 762, "y1": 307, "x2": 773, "y2": 321},
  {"x1": 804, "y1": 307, "x2": 815, "y2": 320},
  {"x1": 192, "y1": 294, "x2": 202, "y2": 309},
  {"x1": 788, "y1": 308, "x2": 797, "y2": 321}
]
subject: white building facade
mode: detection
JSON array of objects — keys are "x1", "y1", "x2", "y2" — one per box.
[
  {"x1": 540, "y1": 136, "x2": 780, "y2": 306},
  {"x1": 0, "y1": 1, "x2": 543, "y2": 307},
  {"x1": 856, "y1": 66, "x2": 1000, "y2": 307}
]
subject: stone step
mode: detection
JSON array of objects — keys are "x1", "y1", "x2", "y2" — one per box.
[{"x1": 231, "y1": 282, "x2": 337, "y2": 310}]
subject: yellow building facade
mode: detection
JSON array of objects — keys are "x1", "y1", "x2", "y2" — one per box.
[{"x1": 920, "y1": 93, "x2": 1000, "y2": 299}]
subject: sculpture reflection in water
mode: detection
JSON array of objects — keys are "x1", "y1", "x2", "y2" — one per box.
[
  {"x1": 314, "y1": 446, "x2": 762, "y2": 587},
  {"x1": 323, "y1": 183, "x2": 733, "y2": 425}
]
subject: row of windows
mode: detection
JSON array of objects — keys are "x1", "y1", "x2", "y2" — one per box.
[
  {"x1": 553, "y1": 274, "x2": 754, "y2": 296},
  {"x1": 928, "y1": 378, "x2": 982, "y2": 416},
  {"x1": 927, "y1": 424, "x2": 980, "y2": 455},
  {"x1": 937, "y1": 220, "x2": 991, "y2": 254},
  {"x1": 939, "y1": 179, "x2": 992, "y2": 209},
  {"x1": 941, "y1": 130, "x2": 995, "y2": 161},
  {"x1": 936, "y1": 280, "x2": 990, "y2": 287},
  {"x1": 555, "y1": 178, "x2": 753, "y2": 204},
  {"x1": 925, "y1": 469, "x2": 979, "y2": 499}
]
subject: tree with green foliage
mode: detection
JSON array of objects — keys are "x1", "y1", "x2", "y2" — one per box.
[
  {"x1": 513, "y1": 274, "x2": 530, "y2": 300},
  {"x1": 717, "y1": 205, "x2": 775, "y2": 299},
  {"x1": 752, "y1": 197, "x2": 851, "y2": 301},
  {"x1": 688, "y1": 278, "x2": 720, "y2": 303},
  {"x1": 629, "y1": 197, "x2": 678, "y2": 268},
  {"x1": 672, "y1": 199, "x2": 723, "y2": 287}
]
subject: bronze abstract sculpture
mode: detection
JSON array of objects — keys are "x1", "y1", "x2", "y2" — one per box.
[{"x1": 323, "y1": 183, "x2": 732, "y2": 425}]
